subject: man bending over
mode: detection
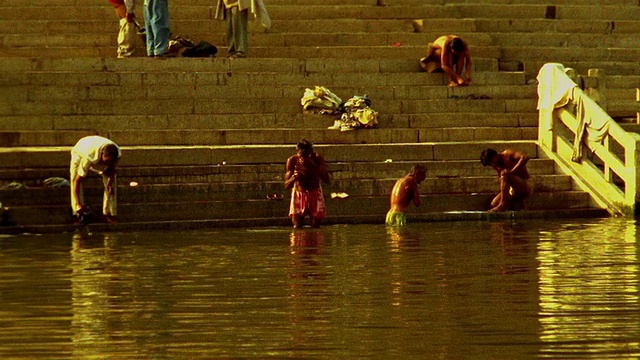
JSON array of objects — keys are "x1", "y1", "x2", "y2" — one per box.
[
  {"x1": 480, "y1": 148, "x2": 533, "y2": 212},
  {"x1": 386, "y1": 164, "x2": 427, "y2": 226}
]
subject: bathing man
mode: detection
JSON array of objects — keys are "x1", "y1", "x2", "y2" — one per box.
[
  {"x1": 480, "y1": 148, "x2": 533, "y2": 212},
  {"x1": 385, "y1": 164, "x2": 427, "y2": 226},
  {"x1": 70, "y1": 135, "x2": 121, "y2": 224},
  {"x1": 420, "y1": 35, "x2": 472, "y2": 87},
  {"x1": 284, "y1": 139, "x2": 330, "y2": 228}
]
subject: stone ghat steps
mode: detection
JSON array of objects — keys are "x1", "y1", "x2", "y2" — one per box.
[
  {"x1": 0, "y1": 57, "x2": 500, "y2": 76},
  {"x1": 0, "y1": 174, "x2": 572, "y2": 206},
  {"x1": 0, "y1": 83, "x2": 536, "y2": 102},
  {"x1": 0, "y1": 127, "x2": 538, "y2": 147},
  {"x1": 0, "y1": 207, "x2": 611, "y2": 234},
  {"x1": 1, "y1": 191, "x2": 597, "y2": 228},
  {"x1": 2, "y1": 30, "x2": 638, "y2": 50},
  {"x1": 3, "y1": 18, "x2": 640, "y2": 35},
  {"x1": 0, "y1": 113, "x2": 538, "y2": 131},
  {"x1": 0, "y1": 159, "x2": 557, "y2": 186},
  {"x1": 0, "y1": 207, "x2": 610, "y2": 235},
  {"x1": 3, "y1": 0, "x2": 636, "y2": 6},
  {"x1": 0, "y1": 141, "x2": 539, "y2": 168},
  {"x1": 4, "y1": 4, "x2": 640, "y2": 21},
  {"x1": 0, "y1": 45, "x2": 499, "y2": 61},
  {"x1": 0, "y1": 97, "x2": 538, "y2": 117},
  {"x1": 2, "y1": 46, "x2": 639, "y2": 72}
]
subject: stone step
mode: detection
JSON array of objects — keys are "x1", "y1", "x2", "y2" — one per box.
[
  {"x1": 0, "y1": 174, "x2": 572, "y2": 206},
  {"x1": 1, "y1": 0, "x2": 636, "y2": 7},
  {"x1": 0, "y1": 141, "x2": 539, "y2": 168},
  {"x1": 3, "y1": 0, "x2": 636, "y2": 6},
  {"x1": 608, "y1": 75, "x2": 640, "y2": 88},
  {"x1": 0, "y1": 112, "x2": 538, "y2": 131},
  {"x1": 0, "y1": 127, "x2": 538, "y2": 147},
  {"x1": 0, "y1": 207, "x2": 611, "y2": 235},
  {"x1": 0, "y1": 57, "x2": 502, "y2": 76},
  {"x1": 0, "y1": 68, "x2": 523, "y2": 88},
  {"x1": 521, "y1": 60, "x2": 640, "y2": 77},
  {"x1": 3, "y1": 18, "x2": 640, "y2": 36},
  {"x1": 1, "y1": 191, "x2": 594, "y2": 226},
  {"x1": 1, "y1": 32, "x2": 495, "y2": 47},
  {"x1": 0, "y1": 98, "x2": 539, "y2": 116},
  {"x1": 501, "y1": 46, "x2": 640, "y2": 63},
  {"x1": 3, "y1": 31, "x2": 638, "y2": 50},
  {"x1": 3, "y1": 5, "x2": 640, "y2": 21},
  {"x1": 0, "y1": 84, "x2": 536, "y2": 103},
  {"x1": 0, "y1": 158, "x2": 558, "y2": 185},
  {"x1": 0, "y1": 44, "x2": 500, "y2": 60}
]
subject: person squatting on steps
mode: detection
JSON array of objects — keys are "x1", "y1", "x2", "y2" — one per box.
[
  {"x1": 70, "y1": 136, "x2": 121, "y2": 224},
  {"x1": 480, "y1": 148, "x2": 533, "y2": 212},
  {"x1": 420, "y1": 35, "x2": 472, "y2": 87},
  {"x1": 144, "y1": 0, "x2": 172, "y2": 58},
  {"x1": 385, "y1": 164, "x2": 426, "y2": 227},
  {"x1": 214, "y1": 0, "x2": 271, "y2": 58},
  {"x1": 284, "y1": 139, "x2": 331, "y2": 229},
  {"x1": 109, "y1": 0, "x2": 138, "y2": 58}
]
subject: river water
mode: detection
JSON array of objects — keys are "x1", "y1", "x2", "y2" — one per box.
[{"x1": 1, "y1": 217, "x2": 639, "y2": 359}]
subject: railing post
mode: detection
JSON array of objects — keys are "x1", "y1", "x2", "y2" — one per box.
[
  {"x1": 626, "y1": 141, "x2": 640, "y2": 214},
  {"x1": 538, "y1": 109, "x2": 554, "y2": 151},
  {"x1": 584, "y1": 68, "x2": 607, "y2": 111},
  {"x1": 636, "y1": 88, "x2": 640, "y2": 124}
]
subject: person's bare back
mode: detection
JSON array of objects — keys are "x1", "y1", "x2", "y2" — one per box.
[
  {"x1": 389, "y1": 176, "x2": 419, "y2": 213},
  {"x1": 421, "y1": 35, "x2": 472, "y2": 87},
  {"x1": 480, "y1": 148, "x2": 533, "y2": 212}
]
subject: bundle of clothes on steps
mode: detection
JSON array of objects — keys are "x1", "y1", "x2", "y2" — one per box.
[
  {"x1": 168, "y1": 36, "x2": 218, "y2": 57},
  {"x1": 300, "y1": 86, "x2": 379, "y2": 131}
]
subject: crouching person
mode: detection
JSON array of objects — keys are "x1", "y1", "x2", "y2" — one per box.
[
  {"x1": 480, "y1": 148, "x2": 533, "y2": 212},
  {"x1": 70, "y1": 136, "x2": 121, "y2": 224}
]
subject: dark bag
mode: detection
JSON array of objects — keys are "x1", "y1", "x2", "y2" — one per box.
[{"x1": 182, "y1": 41, "x2": 218, "y2": 58}]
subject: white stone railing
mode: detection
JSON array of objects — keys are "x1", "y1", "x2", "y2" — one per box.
[{"x1": 537, "y1": 63, "x2": 640, "y2": 216}]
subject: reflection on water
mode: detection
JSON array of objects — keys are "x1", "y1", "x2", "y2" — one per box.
[
  {"x1": 537, "y1": 220, "x2": 640, "y2": 358},
  {"x1": 1, "y1": 218, "x2": 640, "y2": 358}
]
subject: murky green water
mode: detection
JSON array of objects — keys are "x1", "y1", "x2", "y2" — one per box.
[{"x1": 1, "y1": 218, "x2": 640, "y2": 359}]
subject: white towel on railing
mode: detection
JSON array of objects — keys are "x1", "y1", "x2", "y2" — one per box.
[
  {"x1": 571, "y1": 88, "x2": 612, "y2": 162},
  {"x1": 536, "y1": 63, "x2": 577, "y2": 111}
]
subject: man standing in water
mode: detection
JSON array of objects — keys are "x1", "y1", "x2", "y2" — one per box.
[
  {"x1": 284, "y1": 139, "x2": 331, "y2": 228},
  {"x1": 385, "y1": 165, "x2": 427, "y2": 226},
  {"x1": 480, "y1": 148, "x2": 533, "y2": 212}
]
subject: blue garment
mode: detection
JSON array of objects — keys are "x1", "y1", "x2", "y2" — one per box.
[{"x1": 144, "y1": 0, "x2": 170, "y2": 56}]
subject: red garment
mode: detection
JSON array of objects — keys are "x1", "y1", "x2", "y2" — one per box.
[
  {"x1": 289, "y1": 187, "x2": 327, "y2": 219},
  {"x1": 109, "y1": 0, "x2": 125, "y2": 7}
]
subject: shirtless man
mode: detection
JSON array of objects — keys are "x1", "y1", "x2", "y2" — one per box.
[
  {"x1": 480, "y1": 148, "x2": 533, "y2": 212},
  {"x1": 284, "y1": 139, "x2": 331, "y2": 228},
  {"x1": 420, "y1": 35, "x2": 472, "y2": 87},
  {"x1": 385, "y1": 165, "x2": 427, "y2": 226}
]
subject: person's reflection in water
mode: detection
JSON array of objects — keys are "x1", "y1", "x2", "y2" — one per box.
[
  {"x1": 489, "y1": 221, "x2": 531, "y2": 275},
  {"x1": 70, "y1": 232, "x2": 118, "y2": 358},
  {"x1": 289, "y1": 229, "x2": 325, "y2": 278},
  {"x1": 387, "y1": 226, "x2": 421, "y2": 253},
  {"x1": 287, "y1": 229, "x2": 329, "y2": 348},
  {"x1": 386, "y1": 226, "x2": 426, "y2": 310}
]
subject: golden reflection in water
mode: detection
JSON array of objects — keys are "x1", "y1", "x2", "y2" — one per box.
[
  {"x1": 288, "y1": 229, "x2": 328, "y2": 345},
  {"x1": 537, "y1": 220, "x2": 640, "y2": 356},
  {"x1": 70, "y1": 232, "x2": 117, "y2": 358}
]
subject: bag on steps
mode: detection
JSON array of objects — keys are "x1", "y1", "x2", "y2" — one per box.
[{"x1": 182, "y1": 41, "x2": 218, "y2": 58}]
